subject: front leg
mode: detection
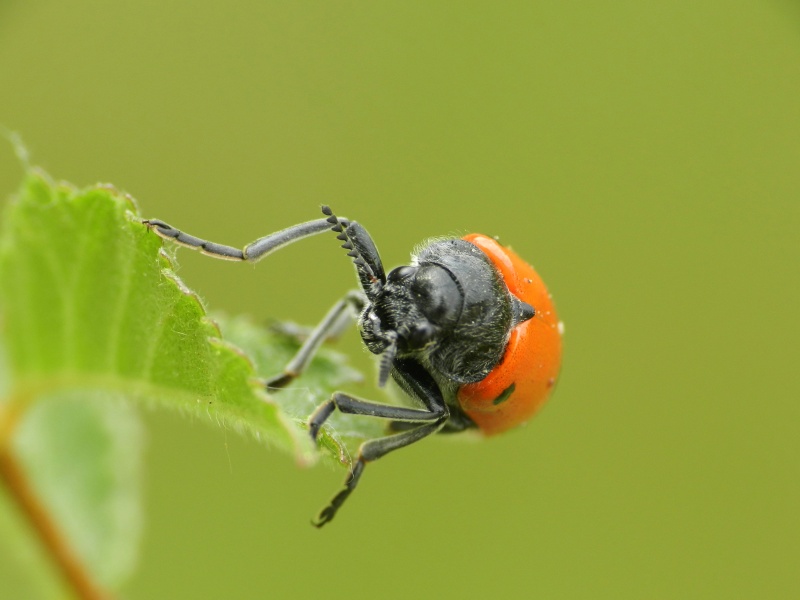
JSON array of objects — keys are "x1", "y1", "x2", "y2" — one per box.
[{"x1": 142, "y1": 217, "x2": 333, "y2": 262}]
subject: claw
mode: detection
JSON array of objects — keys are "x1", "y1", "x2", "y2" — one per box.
[
  {"x1": 265, "y1": 372, "x2": 294, "y2": 391},
  {"x1": 307, "y1": 399, "x2": 336, "y2": 442}
]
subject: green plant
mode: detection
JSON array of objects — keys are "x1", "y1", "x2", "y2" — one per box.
[{"x1": 0, "y1": 167, "x2": 380, "y2": 598}]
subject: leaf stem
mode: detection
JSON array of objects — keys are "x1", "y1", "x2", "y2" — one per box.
[{"x1": 0, "y1": 405, "x2": 113, "y2": 600}]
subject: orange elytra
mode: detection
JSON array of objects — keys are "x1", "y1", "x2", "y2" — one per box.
[{"x1": 458, "y1": 234, "x2": 563, "y2": 435}]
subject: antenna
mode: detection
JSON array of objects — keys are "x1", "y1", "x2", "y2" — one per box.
[{"x1": 321, "y1": 205, "x2": 379, "y2": 285}]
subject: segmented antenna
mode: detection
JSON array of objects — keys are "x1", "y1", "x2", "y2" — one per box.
[
  {"x1": 377, "y1": 332, "x2": 398, "y2": 388},
  {"x1": 321, "y1": 205, "x2": 379, "y2": 284}
]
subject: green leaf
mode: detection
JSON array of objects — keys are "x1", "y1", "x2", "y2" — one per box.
[
  {"x1": 0, "y1": 171, "x2": 311, "y2": 457},
  {"x1": 13, "y1": 392, "x2": 144, "y2": 590},
  {"x1": 217, "y1": 314, "x2": 386, "y2": 464},
  {"x1": 0, "y1": 168, "x2": 372, "y2": 594}
]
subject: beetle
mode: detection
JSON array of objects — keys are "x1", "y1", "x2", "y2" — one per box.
[{"x1": 143, "y1": 206, "x2": 562, "y2": 527}]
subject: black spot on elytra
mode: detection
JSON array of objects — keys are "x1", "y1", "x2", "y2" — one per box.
[{"x1": 493, "y1": 383, "x2": 516, "y2": 406}]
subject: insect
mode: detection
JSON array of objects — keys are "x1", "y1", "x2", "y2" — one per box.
[{"x1": 143, "y1": 207, "x2": 562, "y2": 526}]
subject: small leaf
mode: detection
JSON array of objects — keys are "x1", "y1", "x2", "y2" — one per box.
[{"x1": 13, "y1": 392, "x2": 143, "y2": 589}]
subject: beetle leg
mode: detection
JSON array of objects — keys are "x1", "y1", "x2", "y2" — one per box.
[
  {"x1": 389, "y1": 409, "x2": 476, "y2": 434},
  {"x1": 143, "y1": 208, "x2": 387, "y2": 294},
  {"x1": 309, "y1": 358, "x2": 448, "y2": 526},
  {"x1": 266, "y1": 292, "x2": 366, "y2": 390},
  {"x1": 309, "y1": 357, "x2": 448, "y2": 440},
  {"x1": 142, "y1": 217, "x2": 333, "y2": 262},
  {"x1": 308, "y1": 392, "x2": 444, "y2": 441},
  {"x1": 312, "y1": 420, "x2": 444, "y2": 527}
]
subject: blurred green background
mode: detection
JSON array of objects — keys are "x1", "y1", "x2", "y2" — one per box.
[{"x1": 1, "y1": 1, "x2": 799, "y2": 598}]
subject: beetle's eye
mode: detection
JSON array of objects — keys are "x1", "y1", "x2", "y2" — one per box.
[
  {"x1": 410, "y1": 265, "x2": 463, "y2": 327},
  {"x1": 387, "y1": 266, "x2": 417, "y2": 282}
]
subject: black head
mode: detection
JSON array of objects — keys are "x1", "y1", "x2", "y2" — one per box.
[
  {"x1": 358, "y1": 239, "x2": 534, "y2": 386},
  {"x1": 360, "y1": 262, "x2": 462, "y2": 349}
]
